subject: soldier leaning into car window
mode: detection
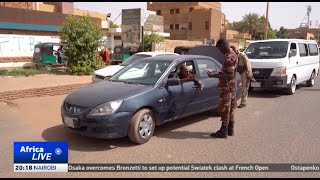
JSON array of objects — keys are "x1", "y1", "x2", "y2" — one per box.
[
  {"x1": 230, "y1": 46, "x2": 253, "y2": 108},
  {"x1": 179, "y1": 64, "x2": 203, "y2": 91},
  {"x1": 207, "y1": 38, "x2": 238, "y2": 138}
]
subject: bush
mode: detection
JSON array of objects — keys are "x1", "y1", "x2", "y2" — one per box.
[{"x1": 59, "y1": 15, "x2": 105, "y2": 75}]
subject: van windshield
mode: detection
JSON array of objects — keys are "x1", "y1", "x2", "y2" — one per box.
[{"x1": 244, "y1": 41, "x2": 289, "y2": 59}]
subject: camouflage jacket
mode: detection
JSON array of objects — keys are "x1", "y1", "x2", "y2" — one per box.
[
  {"x1": 238, "y1": 52, "x2": 253, "y2": 78},
  {"x1": 214, "y1": 50, "x2": 238, "y2": 92}
]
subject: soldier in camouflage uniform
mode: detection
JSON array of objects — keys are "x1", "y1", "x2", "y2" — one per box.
[
  {"x1": 207, "y1": 39, "x2": 238, "y2": 138},
  {"x1": 230, "y1": 46, "x2": 253, "y2": 108}
]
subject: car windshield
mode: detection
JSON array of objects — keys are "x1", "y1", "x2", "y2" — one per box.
[
  {"x1": 110, "y1": 59, "x2": 172, "y2": 85},
  {"x1": 244, "y1": 41, "x2": 289, "y2": 59},
  {"x1": 121, "y1": 54, "x2": 151, "y2": 66}
]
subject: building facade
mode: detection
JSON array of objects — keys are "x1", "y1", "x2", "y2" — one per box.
[
  {"x1": 147, "y1": 2, "x2": 226, "y2": 43},
  {"x1": 287, "y1": 28, "x2": 316, "y2": 42}
]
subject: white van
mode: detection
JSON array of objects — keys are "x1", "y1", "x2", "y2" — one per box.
[{"x1": 244, "y1": 39, "x2": 320, "y2": 95}]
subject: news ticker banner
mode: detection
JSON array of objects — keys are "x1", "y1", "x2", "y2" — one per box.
[
  {"x1": 68, "y1": 164, "x2": 320, "y2": 172},
  {"x1": 13, "y1": 142, "x2": 320, "y2": 172},
  {"x1": 14, "y1": 142, "x2": 68, "y2": 172}
]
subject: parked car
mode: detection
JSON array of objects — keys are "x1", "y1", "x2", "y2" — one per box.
[
  {"x1": 244, "y1": 39, "x2": 320, "y2": 95},
  {"x1": 61, "y1": 55, "x2": 242, "y2": 144},
  {"x1": 92, "y1": 52, "x2": 179, "y2": 83}
]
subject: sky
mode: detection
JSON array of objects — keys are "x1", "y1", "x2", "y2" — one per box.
[{"x1": 74, "y1": 2, "x2": 320, "y2": 30}]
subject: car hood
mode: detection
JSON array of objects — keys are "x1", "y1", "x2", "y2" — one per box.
[
  {"x1": 64, "y1": 81, "x2": 152, "y2": 108},
  {"x1": 94, "y1": 65, "x2": 124, "y2": 77}
]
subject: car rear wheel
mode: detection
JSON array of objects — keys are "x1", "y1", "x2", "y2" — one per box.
[
  {"x1": 285, "y1": 75, "x2": 296, "y2": 95},
  {"x1": 306, "y1": 71, "x2": 315, "y2": 87},
  {"x1": 128, "y1": 109, "x2": 155, "y2": 144}
]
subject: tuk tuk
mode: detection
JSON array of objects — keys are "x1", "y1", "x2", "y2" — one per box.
[
  {"x1": 174, "y1": 46, "x2": 193, "y2": 55},
  {"x1": 33, "y1": 42, "x2": 67, "y2": 70},
  {"x1": 111, "y1": 45, "x2": 138, "y2": 64}
]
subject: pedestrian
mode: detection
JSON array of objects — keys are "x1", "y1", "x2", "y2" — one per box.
[
  {"x1": 207, "y1": 38, "x2": 238, "y2": 138},
  {"x1": 230, "y1": 46, "x2": 253, "y2": 108},
  {"x1": 57, "y1": 46, "x2": 64, "y2": 64}
]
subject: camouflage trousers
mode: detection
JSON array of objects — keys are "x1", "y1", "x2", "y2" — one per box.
[
  {"x1": 240, "y1": 72, "x2": 250, "y2": 105},
  {"x1": 218, "y1": 88, "x2": 237, "y2": 125}
]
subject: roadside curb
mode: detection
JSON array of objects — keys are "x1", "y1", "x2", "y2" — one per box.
[{"x1": 0, "y1": 83, "x2": 91, "y2": 102}]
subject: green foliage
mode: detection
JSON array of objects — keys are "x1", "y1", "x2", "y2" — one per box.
[
  {"x1": 276, "y1": 26, "x2": 289, "y2": 38},
  {"x1": 59, "y1": 15, "x2": 105, "y2": 75},
  {"x1": 229, "y1": 13, "x2": 281, "y2": 40},
  {"x1": 140, "y1": 32, "x2": 165, "y2": 52},
  {"x1": 0, "y1": 67, "x2": 57, "y2": 77},
  {"x1": 110, "y1": 21, "x2": 119, "y2": 28}
]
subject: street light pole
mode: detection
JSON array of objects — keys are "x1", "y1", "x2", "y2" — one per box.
[{"x1": 264, "y1": 2, "x2": 269, "y2": 40}]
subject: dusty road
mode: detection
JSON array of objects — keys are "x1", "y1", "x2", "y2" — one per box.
[{"x1": 1, "y1": 78, "x2": 320, "y2": 178}]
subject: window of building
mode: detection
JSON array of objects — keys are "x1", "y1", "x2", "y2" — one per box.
[
  {"x1": 189, "y1": 7, "x2": 194, "y2": 12},
  {"x1": 309, "y1": 43, "x2": 319, "y2": 56},
  {"x1": 156, "y1": 10, "x2": 161, "y2": 15},
  {"x1": 170, "y1": 9, "x2": 174, "y2": 14},
  {"x1": 175, "y1": 9, "x2": 180, "y2": 14},
  {"x1": 298, "y1": 43, "x2": 307, "y2": 57},
  {"x1": 189, "y1": 22, "x2": 192, "y2": 30},
  {"x1": 205, "y1": 21, "x2": 209, "y2": 30},
  {"x1": 175, "y1": 24, "x2": 179, "y2": 30},
  {"x1": 170, "y1": 24, "x2": 174, "y2": 30}
]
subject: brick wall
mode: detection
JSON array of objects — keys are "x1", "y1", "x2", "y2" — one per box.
[
  {"x1": 155, "y1": 39, "x2": 204, "y2": 52},
  {"x1": 0, "y1": 57, "x2": 33, "y2": 63},
  {"x1": 0, "y1": 83, "x2": 91, "y2": 101},
  {"x1": 0, "y1": 2, "x2": 33, "y2": 10}
]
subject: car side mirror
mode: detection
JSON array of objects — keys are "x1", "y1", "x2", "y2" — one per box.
[
  {"x1": 289, "y1": 49, "x2": 297, "y2": 57},
  {"x1": 166, "y1": 78, "x2": 181, "y2": 86}
]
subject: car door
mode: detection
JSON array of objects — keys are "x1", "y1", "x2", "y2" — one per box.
[
  {"x1": 193, "y1": 58, "x2": 220, "y2": 111},
  {"x1": 160, "y1": 60, "x2": 199, "y2": 121},
  {"x1": 287, "y1": 42, "x2": 301, "y2": 83}
]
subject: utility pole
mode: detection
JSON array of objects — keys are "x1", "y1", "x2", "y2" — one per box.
[{"x1": 264, "y1": 2, "x2": 269, "y2": 40}]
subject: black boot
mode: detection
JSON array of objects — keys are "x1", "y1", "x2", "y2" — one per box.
[
  {"x1": 210, "y1": 124, "x2": 228, "y2": 138},
  {"x1": 228, "y1": 121, "x2": 234, "y2": 136}
]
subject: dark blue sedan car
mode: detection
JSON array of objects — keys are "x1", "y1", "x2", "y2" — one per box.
[{"x1": 61, "y1": 55, "x2": 242, "y2": 144}]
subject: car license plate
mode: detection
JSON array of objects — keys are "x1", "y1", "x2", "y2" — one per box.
[
  {"x1": 251, "y1": 82, "x2": 261, "y2": 88},
  {"x1": 63, "y1": 116, "x2": 78, "y2": 128}
]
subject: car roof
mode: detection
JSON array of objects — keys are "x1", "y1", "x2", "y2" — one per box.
[
  {"x1": 140, "y1": 54, "x2": 214, "y2": 62},
  {"x1": 249, "y1": 39, "x2": 318, "y2": 44},
  {"x1": 135, "y1": 51, "x2": 179, "y2": 56}
]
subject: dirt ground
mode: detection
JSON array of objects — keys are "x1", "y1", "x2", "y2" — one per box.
[{"x1": 0, "y1": 74, "x2": 92, "y2": 93}]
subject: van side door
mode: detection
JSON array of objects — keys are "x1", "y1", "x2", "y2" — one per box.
[{"x1": 287, "y1": 42, "x2": 301, "y2": 84}]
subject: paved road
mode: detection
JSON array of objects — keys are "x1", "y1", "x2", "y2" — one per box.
[{"x1": 1, "y1": 78, "x2": 320, "y2": 178}]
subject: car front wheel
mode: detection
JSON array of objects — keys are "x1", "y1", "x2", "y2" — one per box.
[
  {"x1": 128, "y1": 109, "x2": 155, "y2": 144},
  {"x1": 286, "y1": 75, "x2": 296, "y2": 95}
]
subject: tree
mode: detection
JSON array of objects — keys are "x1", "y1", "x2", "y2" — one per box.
[
  {"x1": 276, "y1": 26, "x2": 288, "y2": 38},
  {"x1": 59, "y1": 15, "x2": 105, "y2": 75},
  {"x1": 110, "y1": 21, "x2": 119, "y2": 28},
  {"x1": 240, "y1": 13, "x2": 262, "y2": 38},
  {"x1": 139, "y1": 32, "x2": 164, "y2": 52}
]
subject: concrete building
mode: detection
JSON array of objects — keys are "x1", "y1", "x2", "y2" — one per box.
[
  {"x1": 147, "y1": 2, "x2": 227, "y2": 43},
  {"x1": 287, "y1": 28, "x2": 316, "y2": 42},
  {"x1": 0, "y1": 2, "x2": 111, "y2": 66},
  {"x1": 0, "y1": 2, "x2": 110, "y2": 36}
]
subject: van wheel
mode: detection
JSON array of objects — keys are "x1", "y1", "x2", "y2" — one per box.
[
  {"x1": 44, "y1": 64, "x2": 52, "y2": 71},
  {"x1": 128, "y1": 109, "x2": 155, "y2": 144},
  {"x1": 306, "y1": 71, "x2": 315, "y2": 87},
  {"x1": 286, "y1": 75, "x2": 296, "y2": 95}
]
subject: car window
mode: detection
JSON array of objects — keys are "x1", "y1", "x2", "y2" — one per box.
[
  {"x1": 196, "y1": 59, "x2": 218, "y2": 78},
  {"x1": 309, "y1": 44, "x2": 319, "y2": 56},
  {"x1": 122, "y1": 54, "x2": 151, "y2": 66},
  {"x1": 110, "y1": 60, "x2": 172, "y2": 85},
  {"x1": 168, "y1": 60, "x2": 195, "y2": 79},
  {"x1": 298, "y1": 43, "x2": 307, "y2": 57}
]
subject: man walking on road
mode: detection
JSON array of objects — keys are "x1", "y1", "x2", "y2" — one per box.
[
  {"x1": 230, "y1": 46, "x2": 253, "y2": 108},
  {"x1": 207, "y1": 39, "x2": 238, "y2": 138}
]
